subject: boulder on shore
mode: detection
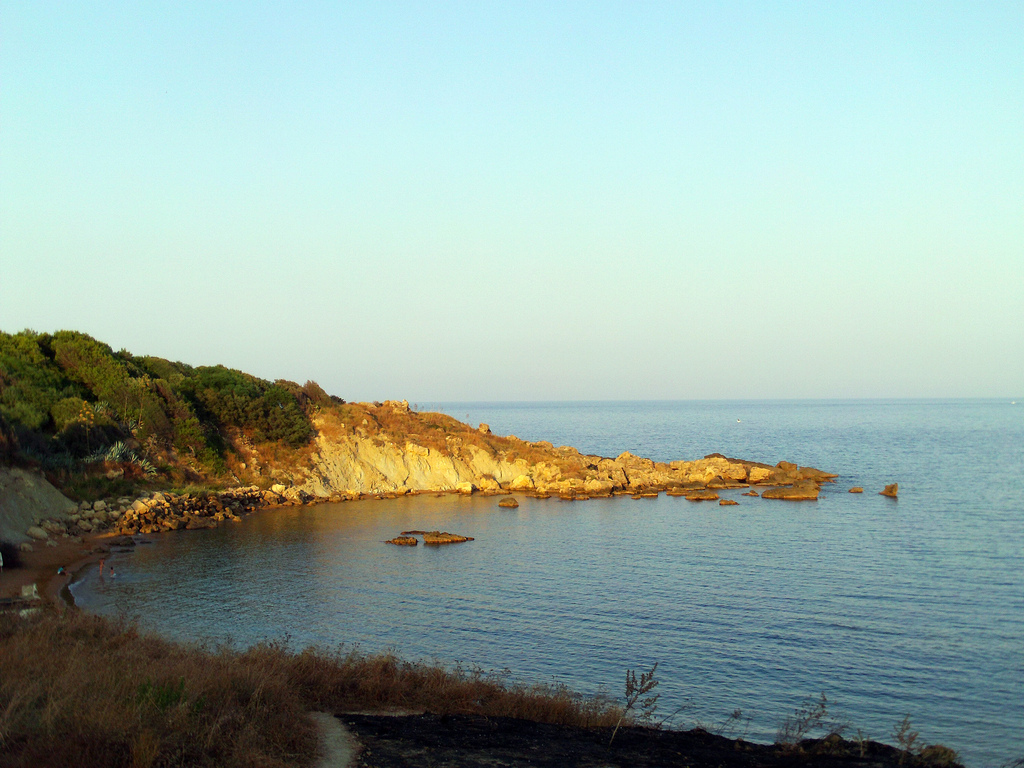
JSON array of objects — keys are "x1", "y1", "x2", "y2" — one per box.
[
  {"x1": 509, "y1": 475, "x2": 535, "y2": 491},
  {"x1": 748, "y1": 467, "x2": 773, "y2": 483}
]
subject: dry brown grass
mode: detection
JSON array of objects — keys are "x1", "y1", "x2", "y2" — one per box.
[
  {"x1": 0, "y1": 610, "x2": 318, "y2": 768},
  {"x1": 265, "y1": 645, "x2": 622, "y2": 727},
  {"x1": 0, "y1": 609, "x2": 623, "y2": 768}
]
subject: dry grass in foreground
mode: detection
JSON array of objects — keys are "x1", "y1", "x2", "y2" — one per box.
[{"x1": 0, "y1": 609, "x2": 623, "y2": 768}]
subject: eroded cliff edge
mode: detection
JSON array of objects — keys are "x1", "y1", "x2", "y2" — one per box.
[{"x1": 287, "y1": 400, "x2": 835, "y2": 499}]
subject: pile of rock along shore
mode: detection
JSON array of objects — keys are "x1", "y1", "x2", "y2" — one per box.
[
  {"x1": 40, "y1": 482, "x2": 419, "y2": 541},
  {"x1": 111, "y1": 484, "x2": 341, "y2": 535},
  {"x1": 20, "y1": 486, "x2": 273, "y2": 545}
]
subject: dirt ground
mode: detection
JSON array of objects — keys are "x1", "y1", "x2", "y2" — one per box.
[
  {"x1": 339, "y1": 713, "x2": 922, "y2": 768},
  {"x1": 0, "y1": 534, "x2": 111, "y2": 607}
]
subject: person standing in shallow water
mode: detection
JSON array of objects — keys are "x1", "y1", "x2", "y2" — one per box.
[{"x1": 98, "y1": 558, "x2": 105, "y2": 576}]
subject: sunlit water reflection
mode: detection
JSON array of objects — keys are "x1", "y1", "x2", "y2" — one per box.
[{"x1": 74, "y1": 400, "x2": 1024, "y2": 766}]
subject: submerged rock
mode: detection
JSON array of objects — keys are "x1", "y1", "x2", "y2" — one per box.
[
  {"x1": 498, "y1": 498, "x2": 519, "y2": 508},
  {"x1": 719, "y1": 499, "x2": 739, "y2": 506},
  {"x1": 849, "y1": 487, "x2": 864, "y2": 493},
  {"x1": 880, "y1": 483, "x2": 898, "y2": 498}
]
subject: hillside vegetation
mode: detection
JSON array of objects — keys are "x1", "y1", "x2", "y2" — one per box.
[
  {"x1": 0, "y1": 330, "x2": 335, "y2": 496},
  {"x1": 0, "y1": 329, "x2": 556, "y2": 501},
  {"x1": 1, "y1": 329, "x2": 838, "y2": 508}
]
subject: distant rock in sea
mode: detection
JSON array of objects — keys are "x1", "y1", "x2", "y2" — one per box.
[
  {"x1": 386, "y1": 536, "x2": 418, "y2": 546},
  {"x1": 761, "y1": 483, "x2": 820, "y2": 501}
]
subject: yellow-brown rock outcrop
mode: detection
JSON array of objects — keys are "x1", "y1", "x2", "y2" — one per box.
[{"x1": 293, "y1": 405, "x2": 836, "y2": 499}]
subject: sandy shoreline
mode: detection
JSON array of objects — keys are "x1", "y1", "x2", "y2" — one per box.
[{"x1": 0, "y1": 532, "x2": 116, "y2": 609}]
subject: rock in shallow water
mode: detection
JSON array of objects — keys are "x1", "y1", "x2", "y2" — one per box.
[
  {"x1": 422, "y1": 531, "x2": 474, "y2": 545},
  {"x1": 386, "y1": 536, "x2": 418, "y2": 546},
  {"x1": 685, "y1": 490, "x2": 719, "y2": 502},
  {"x1": 761, "y1": 484, "x2": 820, "y2": 501}
]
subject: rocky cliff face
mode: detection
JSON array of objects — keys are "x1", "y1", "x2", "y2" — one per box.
[
  {"x1": 302, "y1": 435, "x2": 534, "y2": 496},
  {"x1": 296, "y1": 403, "x2": 835, "y2": 498},
  {"x1": 0, "y1": 467, "x2": 77, "y2": 543}
]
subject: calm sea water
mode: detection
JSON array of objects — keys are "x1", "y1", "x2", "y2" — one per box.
[{"x1": 73, "y1": 400, "x2": 1024, "y2": 766}]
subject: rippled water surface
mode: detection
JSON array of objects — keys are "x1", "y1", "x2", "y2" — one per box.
[{"x1": 74, "y1": 400, "x2": 1024, "y2": 766}]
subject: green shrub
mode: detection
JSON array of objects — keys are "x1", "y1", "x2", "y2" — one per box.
[
  {"x1": 49, "y1": 332, "x2": 172, "y2": 441},
  {"x1": 177, "y1": 366, "x2": 312, "y2": 447},
  {"x1": 49, "y1": 397, "x2": 90, "y2": 431},
  {"x1": 0, "y1": 330, "x2": 84, "y2": 431},
  {"x1": 0, "y1": 329, "x2": 315, "y2": 483}
]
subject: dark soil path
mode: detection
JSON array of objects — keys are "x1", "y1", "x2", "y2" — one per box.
[{"x1": 340, "y1": 713, "x2": 927, "y2": 768}]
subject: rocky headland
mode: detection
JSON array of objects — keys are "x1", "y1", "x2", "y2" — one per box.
[
  {"x1": 288, "y1": 400, "x2": 838, "y2": 500},
  {"x1": 0, "y1": 331, "x2": 846, "y2": 554},
  {"x1": 2, "y1": 399, "x2": 842, "y2": 550}
]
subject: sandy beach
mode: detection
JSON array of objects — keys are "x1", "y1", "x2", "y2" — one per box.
[{"x1": 0, "y1": 533, "x2": 113, "y2": 608}]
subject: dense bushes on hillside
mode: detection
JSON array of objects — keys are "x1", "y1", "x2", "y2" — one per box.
[
  {"x1": 173, "y1": 366, "x2": 312, "y2": 447},
  {"x1": 0, "y1": 329, "x2": 323, "y2": 478}
]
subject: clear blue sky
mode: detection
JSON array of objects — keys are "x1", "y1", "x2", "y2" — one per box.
[{"x1": 2, "y1": 2, "x2": 1021, "y2": 400}]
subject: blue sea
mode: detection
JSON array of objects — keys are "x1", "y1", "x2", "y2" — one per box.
[{"x1": 73, "y1": 400, "x2": 1024, "y2": 766}]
